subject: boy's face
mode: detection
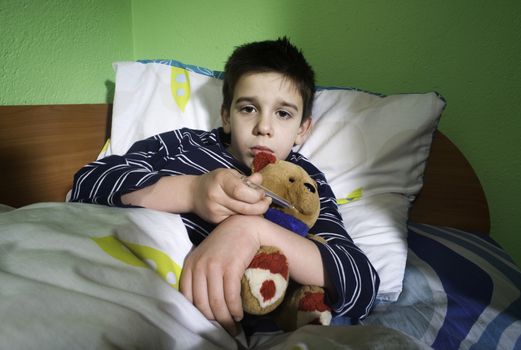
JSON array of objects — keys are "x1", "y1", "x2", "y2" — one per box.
[{"x1": 221, "y1": 72, "x2": 311, "y2": 167}]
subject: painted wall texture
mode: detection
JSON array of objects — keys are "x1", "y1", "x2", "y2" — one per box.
[
  {"x1": 1, "y1": 0, "x2": 133, "y2": 104},
  {"x1": 2, "y1": 1, "x2": 521, "y2": 265}
]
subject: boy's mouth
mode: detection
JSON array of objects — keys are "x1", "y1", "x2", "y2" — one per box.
[{"x1": 251, "y1": 146, "x2": 274, "y2": 156}]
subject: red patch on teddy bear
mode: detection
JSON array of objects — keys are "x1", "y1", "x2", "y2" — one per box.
[
  {"x1": 260, "y1": 280, "x2": 276, "y2": 301},
  {"x1": 298, "y1": 291, "x2": 331, "y2": 312},
  {"x1": 248, "y1": 252, "x2": 288, "y2": 277}
]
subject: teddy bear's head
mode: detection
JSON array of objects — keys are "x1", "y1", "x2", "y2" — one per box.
[{"x1": 253, "y1": 153, "x2": 320, "y2": 229}]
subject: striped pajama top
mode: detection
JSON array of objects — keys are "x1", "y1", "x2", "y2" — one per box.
[{"x1": 71, "y1": 127, "x2": 379, "y2": 321}]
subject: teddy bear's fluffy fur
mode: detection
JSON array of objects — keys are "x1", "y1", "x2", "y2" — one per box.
[{"x1": 240, "y1": 154, "x2": 332, "y2": 331}]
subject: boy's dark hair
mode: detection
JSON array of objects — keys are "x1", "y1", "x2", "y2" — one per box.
[{"x1": 222, "y1": 37, "x2": 315, "y2": 122}]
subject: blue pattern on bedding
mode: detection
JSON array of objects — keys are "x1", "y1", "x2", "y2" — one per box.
[
  {"x1": 410, "y1": 230, "x2": 493, "y2": 349},
  {"x1": 474, "y1": 297, "x2": 521, "y2": 349},
  {"x1": 413, "y1": 224, "x2": 521, "y2": 349},
  {"x1": 363, "y1": 223, "x2": 521, "y2": 350},
  {"x1": 416, "y1": 224, "x2": 519, "y2": 275}
]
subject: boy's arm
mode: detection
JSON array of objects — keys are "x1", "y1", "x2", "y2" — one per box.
[
  {"x1": 235, "y1": 193, "x2": 378, "y2": 320},
  {"x1": 291, "y1": 156, "x2": 379, "y2": 319},
  {"x1": 307, "y1": 179, "x2": 380, "y2": 319},
  {"x1": 121, "y1": 170, "x2": 270, "y2": 223},
  {"x1": 180, "y1": 189, "x2": 378, "y2": 332},
  {"x1": 121, "y1": 175, "x2": 197, "y2": 212},
  {"x1": 70, "y1": 136, "x2": 168, "y2": 206},
  {"x1": 180, "y1": 214, "x2": 325, "y2": 335},
  {"x1": 71, "y1": 131, "x2": 270, "y2": 221}
]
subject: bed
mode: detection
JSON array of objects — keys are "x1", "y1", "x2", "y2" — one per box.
[{"x1": 0, "y1": 59, "x2": 519, "y2": 350}]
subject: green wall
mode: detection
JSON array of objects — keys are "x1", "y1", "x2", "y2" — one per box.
[
  {"x1": 1, "y1": 0, "x2": 133, "y2": 104},
  {"x1": 2, "y1": 1, "x2": 521, "y2": 266}
]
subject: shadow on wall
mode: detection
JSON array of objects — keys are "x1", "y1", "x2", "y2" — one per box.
[{"x1": 105, "y1": 80, "x2": 115, "y2": 104}]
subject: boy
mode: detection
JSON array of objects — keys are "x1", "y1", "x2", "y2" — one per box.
[{"x1": 71, "y1": 37, "x2": 379, "y2": 335}]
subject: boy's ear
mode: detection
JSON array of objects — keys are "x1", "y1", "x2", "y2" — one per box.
[
  {"x1": 221, "y1": 105, "x2": 231, "y2": 133},
  {"x1": 294, "y1": 117, "x2": 312, "y2": 145}
]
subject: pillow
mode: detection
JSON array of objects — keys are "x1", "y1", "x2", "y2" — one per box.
[
  {"x1": 106, "y1": 60, "x2": 223, "y2": 157},
  {"x1": 294, "y1": 86, "x2": 445, "y2": 301},
  {"x1": 107, "y1": 59, "x2": 446, "y2": 302},
  {"x1": 336, "y1": 193, "x2": 410, "y2": 301}
]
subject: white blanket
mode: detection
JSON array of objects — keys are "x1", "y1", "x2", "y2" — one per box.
[{"x1": 0, "y1": 203, "x2": 428, "y2": 349}]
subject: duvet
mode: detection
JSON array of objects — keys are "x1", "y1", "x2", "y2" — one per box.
[{"x1": 0, "y1": 202, "x2": 519, "y2": 349}]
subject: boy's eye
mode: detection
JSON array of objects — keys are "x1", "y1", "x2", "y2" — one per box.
[
  {"x1": 277, "y1": 110, "x2": 292, "y2": 119},
  {"x1": 240, "y1": 106, "x2": 257, "y2": 114}
]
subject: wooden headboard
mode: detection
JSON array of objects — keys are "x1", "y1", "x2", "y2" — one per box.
[
  {"x1": 0, "y1": 104, "x2": 490, "y2": 234},
  {"x1": 0, "y1": 104, "x2": 110, "y2": 207}
]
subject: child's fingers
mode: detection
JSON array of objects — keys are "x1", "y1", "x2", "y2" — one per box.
[
  {"x1": 207, "y1": 269, "x2": 238, "y2": 335},
  {"x1": 179, "y1": 268, "x2": 193, "y2": 303},
  {"x1": 192, "y1": 269, "x2": 214, "y2": 321},
  {"x1": 224, "y1": 196, "x2": 271, "y2": 216},
  {"x1": 224, "y1": 269, "x2": 244, "y2": 323},
  {"x1": 246, "y1": 172, "x2": 263, "y2": 186},
  {"x1": 213, "y1": 170, "x2": 261, "y2": 201},
  {"x1": 225, "y1": 176, "x2": 265, "y2": 204}
]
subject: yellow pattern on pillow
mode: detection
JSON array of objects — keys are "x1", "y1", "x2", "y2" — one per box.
[{"x1": 171, "y1": 67, "x2": 191, "y2": 112}]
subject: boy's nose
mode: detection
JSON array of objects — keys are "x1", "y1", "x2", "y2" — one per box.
[{"x1": 255, "y1": 114, "x2": 273, "y2": 136}]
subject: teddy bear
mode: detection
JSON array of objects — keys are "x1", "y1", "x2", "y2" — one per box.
[{"x1": 240, "y1": 152, "x2": 332, "y2": 331}]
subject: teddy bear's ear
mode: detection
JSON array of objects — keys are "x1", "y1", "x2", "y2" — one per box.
[{"x1": 252, "y1": 152, "x2": 277, "y2": 172}]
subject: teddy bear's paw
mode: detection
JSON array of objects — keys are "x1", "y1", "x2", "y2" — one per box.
[
  {"x1": 274, "y1": 285, "x2": 332, "y2": 331},
  {"x1": 241, "y1": 246, "x2": 289, "y2": 315},
  {"x1": 294, "y1": 286, "x2": 332, "y2": 328}
]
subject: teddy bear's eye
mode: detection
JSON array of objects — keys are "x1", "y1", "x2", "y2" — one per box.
[
  {"x1": 304, "y1": 183, "x2": 316, "y2": 193},
  {"x1": 289, "y1": 177, "x2": 295, "y2": 183}
]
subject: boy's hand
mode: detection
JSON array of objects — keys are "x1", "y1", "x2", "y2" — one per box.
[
  {"x1": 192, "y1": 169, "x2": 270, "y2": 224},
  {"x1": 180, "y1": 215, "x2": 261, "y2": 335}
]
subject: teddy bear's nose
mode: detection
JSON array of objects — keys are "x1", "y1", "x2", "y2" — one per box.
[{"x1": 304, "y1": 183, "x2": 316, "y2": 193}]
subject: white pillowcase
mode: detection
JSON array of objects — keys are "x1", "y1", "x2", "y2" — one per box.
[
  {"x1": 296, "y1": 88, "x2": 444, "y2": 202},
  {"x1": 107, "y1": 60, "x2": 223, "y2": 157},
  {"x1": 107, "y1": 60, "x2": 446, "y2": 302},
  {"x1": 337, "y1": 193, "x2": 410, "y2": 301}
]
